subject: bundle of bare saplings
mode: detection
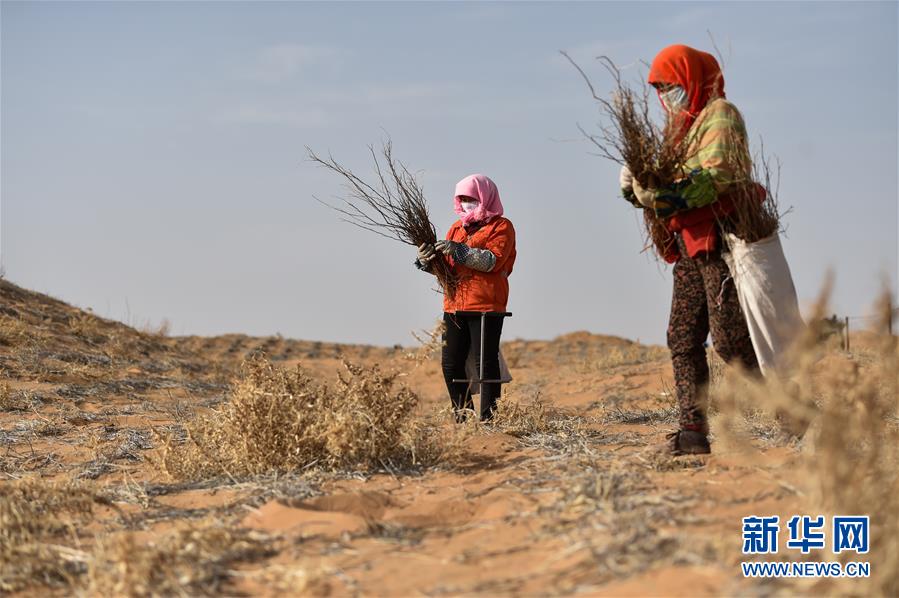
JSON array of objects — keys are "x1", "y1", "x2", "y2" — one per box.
[
  {"x1": 308, "y1": 142, "x2": 458, "y2": 298},
  {"x1": 561, "y1": 53, "x2": 780, "y2": 257}
]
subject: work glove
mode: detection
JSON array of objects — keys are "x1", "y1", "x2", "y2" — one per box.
[
  {"x1": 417, "y1": 242, "x2": 436, "y2": 263},
  {"x1": 619, "y1": 164, "x2": 634, "y2": 190},
  {"x1": 415, "y1": 242, "x2": 436, "y2": 271},
  {"x1": 632, "y1": 178, "x2": 657, "y2": 209},
  {"x1": 434, "y1": 239, "x2": 461, "y2": 255}
]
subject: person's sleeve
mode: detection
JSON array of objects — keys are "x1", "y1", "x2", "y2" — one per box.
[
  {"x1": 654, "y1": 102, "x2": 752, "y2": 217},
  {"x1": 451, "y1": 245, "x2": 496, "y2": 272},
  {"x1": 485, "y1": 220, "x2": 515, "y2": 273}
]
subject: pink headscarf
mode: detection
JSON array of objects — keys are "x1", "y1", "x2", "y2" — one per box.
[{"x1": 453, "y1": 174, "x2": 504, "y2": 226}]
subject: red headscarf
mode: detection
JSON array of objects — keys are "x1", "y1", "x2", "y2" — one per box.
[
  {"x1": 648, "y1": 45, "x2": 725, "y2": 140},
  {"x1": 648, "y1": 45, "x2": 735, "y2": 263}
]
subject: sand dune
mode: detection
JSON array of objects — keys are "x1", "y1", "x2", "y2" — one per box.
[{"x1": 1, "y1": 278, "x2": 893, "y2": 596}]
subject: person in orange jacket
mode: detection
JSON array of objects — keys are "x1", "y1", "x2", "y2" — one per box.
[{"x1": 415, "y1": 174, "x2": 517, "y2": 422}]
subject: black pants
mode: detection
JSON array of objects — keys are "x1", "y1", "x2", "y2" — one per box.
[{"x1": 442, "y1": 312, "x2": 504, "y2": 421}]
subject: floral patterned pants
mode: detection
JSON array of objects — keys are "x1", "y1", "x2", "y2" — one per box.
[{"x1": 667, "y1": 237, "x2": 759, "y2": 432}]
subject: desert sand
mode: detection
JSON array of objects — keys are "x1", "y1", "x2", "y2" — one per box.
[{"x1": 0, "y1": 279, "x2": 891, "y2": 596}]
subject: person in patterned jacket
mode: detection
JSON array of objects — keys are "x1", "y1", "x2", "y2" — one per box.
[
  {"x1": 414, "y1": 174, "x2": 516, "y2": 422},
  {"x1": 619, "y1": 44, "x2": 760, "y2": 455}
]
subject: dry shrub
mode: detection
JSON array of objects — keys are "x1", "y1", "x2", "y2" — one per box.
[
  {"x1": 491, "y1": 396, "x2": 556, "y2": 437},
  {"x1": 0, "y1": 477, "x2": 98, "y2": 592},
  {"x1": 0, "y1": 314, "x2": 29, "y2": 346},
  {"x1": 404, "y1": 319, "x2": 446, "y2": 367},
  {"x1": 140, "y1": 318, "x2": 171, "y2": 338},
  {"x1": 160, "y1": 356, "x2": 465, "y2": 479},
  {"x1": 712, "y1": 290, "x2": 898, "y2": 595},
  {"x1": 0, "y1": 383, "x2": 28, "y2": 411},
  {"x1": 87, "y1": 522, "x2": 273, "y2": 597},
  {"x1": 68, "y1": 312, "x2": 109, "y2": 344}
]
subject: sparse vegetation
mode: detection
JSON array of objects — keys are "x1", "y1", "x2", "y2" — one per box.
[
  {"x1": 0, "y1": 314, "x2": 31, "y2": 346},
  {"x1": 69, "y1": 312, "x2": 109, "y2": 344},
  {"x1": 712, "y1": 291, "x2": 899, "y2": 595},
  {"x1": 87, "y1": 522, "x2": 274, "y2": 597},
  {"x1": 575, "y1": 343, "x2": 669, "y2": 374},
  {"x1": 159, "y1": 356, "x2": 467, "y2": 480},
  {"x1": 0, "y1": 383, "x2": 26, "y2": 411},
  {"x1": 0, "y1": 477, "x2": 99, "y2": 592},
  {"x1": 1, "y1": 277, "x2": 896, "y2": 596}
]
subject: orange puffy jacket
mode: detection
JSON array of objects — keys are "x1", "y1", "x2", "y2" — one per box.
[{"x1": 442, "y1": 217, "x2": 516, "y2": 314}]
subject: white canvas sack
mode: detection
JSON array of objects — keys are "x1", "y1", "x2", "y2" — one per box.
[
  {"x1": 723, "y1": 232, "x2": 805, "y2": 376},
  {"x1": 465, "y1": 348, "x2": 512, "y2": 395}
]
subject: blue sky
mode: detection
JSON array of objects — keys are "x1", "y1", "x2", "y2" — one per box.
[{"x1": 2, "y1": 1, "x2": 896, "y2": 345}]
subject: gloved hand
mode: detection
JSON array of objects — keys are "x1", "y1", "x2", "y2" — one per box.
[
  {"x1": 417, "y1": 242, "x2": 436, "y2": 264},
  {"x1": 436, "y1": 239, "x2": 496, "y2": 272},
  {"x1": 434, "y1": 239, "x2": 462, "y2": 255},
  {"x1": 619, "y1": 164, "x2": 634, "y2": 191},
  {"x1": 632, "y1": 178, "x2": 657, "y2": 208}
]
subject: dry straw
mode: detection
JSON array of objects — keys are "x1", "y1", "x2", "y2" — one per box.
[{"x1": 308, "y1": 141, "x2": 459, "y2": 298}]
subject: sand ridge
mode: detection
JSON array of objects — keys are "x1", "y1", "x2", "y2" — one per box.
[{"x1": 0, "y1": 279, "x2": 884, "y2": 596}]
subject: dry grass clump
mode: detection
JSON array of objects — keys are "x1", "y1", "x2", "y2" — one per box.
[
  {"x1": 489, "y1": 395, "x2": 604, "y2": 456},
  {"x1": 160, "y1": 356, "x2": 465, "y2": 479},
  {"x1": 537, "y1": 458, "x2": 687, "y2": 589},
  {"x1": 576, "y1": 343, "x2": 669, "y2": 374},
  {"x1": 139, "y1": 318, "x2": 171, "y2": 338},
  {"x1": 0, "y1": 314, "x2": 30, "y2": 346},
  {"x1": 0, "y1": 383, "x2": 28, "y2": 411},
  {"x1": 491, "y1": 396, "x2": 556, "y2": 437},
  {"x1": 404, "y1": 319, "x2": 446, "y2": 367},
  {"x1": 0, "y1": 477, "x2": 99, "y2": 592},
  {"x1": 712, "y1": 291, "x2": 898, "y2": 595},
  {"x1": 87, "y1": 522, "x2": 273, "y2": 597},
  {"x1": 308, "y1": 141, "x2": 459, "y2": 298},
  {"x1": 68, "y1": 312, "x2": 109, "y2": 344}
]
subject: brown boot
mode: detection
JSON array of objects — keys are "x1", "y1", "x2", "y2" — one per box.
[{"x1": 666, "y1": 429, "x2": 711, "y2": 455}]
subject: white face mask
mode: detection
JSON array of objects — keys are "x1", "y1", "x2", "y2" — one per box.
[
  {"x1": 660, "y1": 85, "x2": 688, "y2": 112},
  {"x1": 460, "y1": 200, "x2": 479, "y2": 214}
]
